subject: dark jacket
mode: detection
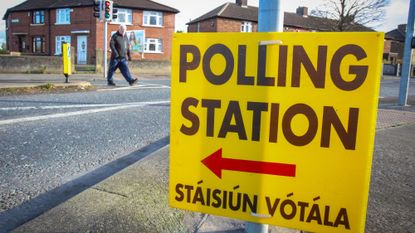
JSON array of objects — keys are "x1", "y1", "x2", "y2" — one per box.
[{"x1": 110, "y1": 31, "x2": 131, "y2": 60}]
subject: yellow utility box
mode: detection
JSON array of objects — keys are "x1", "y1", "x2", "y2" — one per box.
[{"x1": 62, "y1": 42, "x2": 71, "y2": 82}]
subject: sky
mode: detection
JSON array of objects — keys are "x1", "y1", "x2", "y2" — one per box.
[{"x1": 0, "y1": 0, "x2": 412, "y2": 36}]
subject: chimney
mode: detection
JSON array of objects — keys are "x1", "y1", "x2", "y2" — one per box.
[
  {"x1": 236, "y1": 0, "x2": 248, "y2": 7},
  {"x1": 296, "y1": 6, "x2": 308, "y2": 17},
  {"x1": 398, "y1": 24, "x2": 407, "y2": 32}
]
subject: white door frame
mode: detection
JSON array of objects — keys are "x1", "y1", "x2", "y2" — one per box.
[{"x1": 77, "y1": 35, "x2": 87, "y2": 65}]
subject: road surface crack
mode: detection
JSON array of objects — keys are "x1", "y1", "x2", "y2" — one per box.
[{"x1": 92, "y1": 187, "x2": 128, "y2": 198}]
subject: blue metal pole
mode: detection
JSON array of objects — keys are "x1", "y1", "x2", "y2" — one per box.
[
  {"x1": 258, "y1": 0, "x2": 283, "y2": 32},
  {"x1": 245, "y1": 1, "x2": 283, "y2": 232},
  {"x1": 398, "y1": 0, "x2": 415, "y2": 106}
]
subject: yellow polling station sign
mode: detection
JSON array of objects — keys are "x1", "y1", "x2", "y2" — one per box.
[{"x1": 169, "y1": 32, "x2": 384, "y2": 233}]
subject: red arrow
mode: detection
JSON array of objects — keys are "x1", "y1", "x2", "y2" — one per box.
[{"x1": 201, "y1": 148, "x2": 296, "y2": 179}]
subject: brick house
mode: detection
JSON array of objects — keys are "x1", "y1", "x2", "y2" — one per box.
[
  {"x1": 3, "y1": 0, "x2": 179, "y2": 65},
  {"x1": 187, "y1": 0, "x2": 372, "y2": 33}
]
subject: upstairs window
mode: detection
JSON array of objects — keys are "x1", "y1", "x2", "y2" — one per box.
[
  {"x1": 56, "y1": 8, "x2": 70, "y2": 24},
  {"x1": 241, "y1": 21, "x2": 252, "y2": 32},
  {"x1": 32, "y1": 10, "x2": 45, "y2": 24},
  {"x1": 112, "y1": 8, "x2": 132, "y2": 24},
  {"x1": 143, "y1": 11, "x2": 163, "y2": 27}
]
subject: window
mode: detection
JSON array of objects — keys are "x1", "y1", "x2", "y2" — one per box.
[
  {"x1": 56, "y1": 8, "x2": 70, "y2": 24},
  {"x1": 32, "y1": 10, "x2": 45, "y2": 24},
  {"x1": 55, "y1": 36, "x2": 71, "y2": 55},
  {"x1": 32, "y1": 36, "x2": 45, "y2": 53},
  {"x1": 112, "y1": 8, "x2": 132, "y2": 24},
  {"x1": 241, "y1": 21, "x2": 252, "y2": 32},
  {"x1": 143, "y1": 11, "x2": 163, "y2": 27},
  {"x1": 145, "y1": 38, "x2": 162, "y2": 53}
]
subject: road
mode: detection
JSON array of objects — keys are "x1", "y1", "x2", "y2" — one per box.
[
  {"x1": 0, "y1": 79, "x2": 171, "y2": 213},
  {"x1": 380, "y1": 77, "x2": 415, "y2": 97}
]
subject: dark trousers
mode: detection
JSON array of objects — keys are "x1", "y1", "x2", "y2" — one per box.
[{"x1": 107, "y1": 58, "x2": 133, "y2": 83}]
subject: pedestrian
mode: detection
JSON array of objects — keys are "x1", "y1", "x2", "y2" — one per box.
[{"x1": 107, "y1": 24, "x2": 138, "y2": 86}]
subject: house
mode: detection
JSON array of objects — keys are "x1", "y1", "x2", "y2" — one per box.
[
  {"x1": 187, "y1": 0, "x2": 373, "y2": 33},
  {"x1": 384, "y1": 24, "x2": 407, "y2": 64},
  {"x1": 3, "y1": 0, "x2": 179, "y2": 65},
  {"x1": 383, "y1": 24, "x2": 415, "y2": 76}
]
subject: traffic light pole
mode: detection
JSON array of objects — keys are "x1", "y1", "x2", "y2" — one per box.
[
  {"x1": 104, "y1": 20, "x2": 108, "y2": 80},
  {"x1": 102, "y1": 0, "x2": 113, "y2": 80}
]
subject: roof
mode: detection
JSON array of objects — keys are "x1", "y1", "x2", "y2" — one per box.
[
  {"x1": 187, "y1": 2, "x2": 373, "y2": 32},
  {"x1": 385, "y1": 28, "x2": 405, "y2": 42},
  {"x1": 3, "y1": 0, "x2": 179, "y2": 20},
  {"x1": 284, "y1": 12, "x2": 373, "y2": 32},
  {"x1": 188, "y1": 2, "x2": 257, "y2": 24}
]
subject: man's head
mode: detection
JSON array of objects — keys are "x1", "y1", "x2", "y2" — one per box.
[{"x1": 118, "y1": 24, "x2": 127, "y2": 36}]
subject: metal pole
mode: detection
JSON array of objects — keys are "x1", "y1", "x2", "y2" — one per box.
[
  {"x1": 398, "y1": 0, "x2": 415, "y2": 106},
  {"x1": 245, "y1": 1, "x2": 283, "y2": 232},
  {"x1": 104, "y1": 20, "x2": 108, "y2": 80},
  {"x1": 258, "y1": 0, "x2": 283, "y2": 32}
]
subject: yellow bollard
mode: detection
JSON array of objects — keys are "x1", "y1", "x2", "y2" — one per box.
[{"x1": 62, "y1": 42, "x2": 72, "y2": 83}]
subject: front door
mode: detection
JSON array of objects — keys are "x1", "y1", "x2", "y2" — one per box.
[
  {"x1": 77, "y1": 35, "x2": 87, "y2": 64},
  {"x1": 18, "y1": 36, "x2": 26, "y2": 52}
]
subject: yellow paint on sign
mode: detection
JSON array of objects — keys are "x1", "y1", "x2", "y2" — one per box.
[{"x1": 169, "y1": 32, "x2": 384, "y2": 233}]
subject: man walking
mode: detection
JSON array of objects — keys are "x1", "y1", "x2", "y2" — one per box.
[{"x1": 107, "y1": 24, "x2": 138, "y2": 86}]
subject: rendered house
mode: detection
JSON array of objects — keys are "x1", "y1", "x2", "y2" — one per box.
[
  {"x1": 187, "y1": 0, "x2": 372, "y2": 33},
  {"x1": 3, "y1": 0, "x2": 179, "y2": 65},
  {"x1": 383, "y1": 24, "x2": 415, "y2": 76},
  {"x1": 384, "y1": 24, "x2": 408, "y2": 64}
]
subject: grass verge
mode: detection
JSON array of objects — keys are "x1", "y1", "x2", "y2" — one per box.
[{"x1": 0, "y1": 83, "x2": 96, "y2": 96}]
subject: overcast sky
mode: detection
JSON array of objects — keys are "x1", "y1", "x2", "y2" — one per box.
[{"x1": 0, "y1": 0, "x2": 411, "y2": 34}]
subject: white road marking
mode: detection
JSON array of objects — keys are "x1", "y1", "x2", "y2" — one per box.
[
  {"x1": 0, "y1": 100, "x2": 170, "y2": 126},
  {"x1": 0, "y1": 103, "x2": 136, "y2": 111}
]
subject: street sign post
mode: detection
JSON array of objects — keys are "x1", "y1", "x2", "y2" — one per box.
[{"x1": 170, "y1": 32, "x2": 384, "y2": 233}]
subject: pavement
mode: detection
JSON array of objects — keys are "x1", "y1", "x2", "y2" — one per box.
[{"x1": 0, "y1": 74, "x2": 415, "y2": 232}]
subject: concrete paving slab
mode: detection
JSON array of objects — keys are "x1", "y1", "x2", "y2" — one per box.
[{"x1": 377, "y1": 109, "x2": 415, "y2": 129}]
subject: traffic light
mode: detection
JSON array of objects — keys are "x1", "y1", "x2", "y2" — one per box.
[
  {"x1": 112, "y1": 8, "x2": 118, "y2": 20},
  {"x1": 93, "y1": 0, "x2": 101, "y2": 19},
  {"x1": 104, "y1": 0, "x2": 113, "y2": 21}
]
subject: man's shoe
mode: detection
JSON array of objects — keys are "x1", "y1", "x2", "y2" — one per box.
[
  {"x1": 107, "y1": 81, "x2": 116, "y2": 86},
  {"x1": 129, "y1": 78, "x2": 138, "y2": 86}
]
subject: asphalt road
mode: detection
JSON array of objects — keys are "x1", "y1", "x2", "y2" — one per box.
[
  {"x1": 0, "y1": 80, "x2": 171, "y2": 213},
  {"x1": 379, "y1": 77, "x2": 415, "y2": 99}
]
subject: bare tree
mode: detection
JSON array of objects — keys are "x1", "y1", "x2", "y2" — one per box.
[{"x1": 311, "y1": 0, "x2": 390, "y2": 31}]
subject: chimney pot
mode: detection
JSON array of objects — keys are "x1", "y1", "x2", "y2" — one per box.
[
  {"x1": 398, "y1": 24, "x2": 407, "y2": 32},
  {"x1": 236, "y1": 0, "x2": 248, "y2": 7},
  {"x1": 296, "y1": 6, "x2": 308, "y2": 17}
]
